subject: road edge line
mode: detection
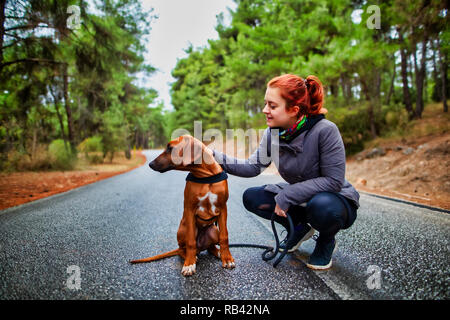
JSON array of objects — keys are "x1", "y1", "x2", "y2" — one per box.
[
  {"x1": 0, "y1": 161, "x2": 147, "y2": 217},
  {"x1": 359, "y1": 191, "x2": 450, "y2": 214}
]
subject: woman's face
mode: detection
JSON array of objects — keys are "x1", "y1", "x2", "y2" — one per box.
[{"x1": 263, "y1": 86, "x2": 299, "y2": 129}]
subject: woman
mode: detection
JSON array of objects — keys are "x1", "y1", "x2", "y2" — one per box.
[{"x1": 211, "y1": 74, "x2": 360, "y2": 270}]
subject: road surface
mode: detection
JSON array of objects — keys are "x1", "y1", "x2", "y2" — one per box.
[{"x1": 0, "y1": 150, "x2": 448, "y2": 299}]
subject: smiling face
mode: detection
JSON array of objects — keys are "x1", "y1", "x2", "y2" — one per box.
[{"x1": 263, "y1": 86, "x2": 300, "y2": 129}]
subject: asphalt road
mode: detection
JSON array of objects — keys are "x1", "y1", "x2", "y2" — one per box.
[{"x1": 0, "y1": 150, "x2": 448, "y2": 300}]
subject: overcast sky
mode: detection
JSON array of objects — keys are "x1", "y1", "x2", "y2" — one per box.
[{"x1": 138, "y1": 0, "x2": 237, "y2": 111}]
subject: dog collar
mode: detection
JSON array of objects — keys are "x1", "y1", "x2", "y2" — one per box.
[{"x1": 185, "y1": 171, "x2": 228, "y2": 184}]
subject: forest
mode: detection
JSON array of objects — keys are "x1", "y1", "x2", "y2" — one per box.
[{"x1": 0, "y1": 0, "x2": 448, "y2": 171}]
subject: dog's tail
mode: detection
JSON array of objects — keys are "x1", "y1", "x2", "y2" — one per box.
[{"x1": 129, "y1": 248, "x2": 182, "y2": 264}]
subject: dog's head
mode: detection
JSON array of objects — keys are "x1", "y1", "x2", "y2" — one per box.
[{"x1": 149, "y1": 135, "x2": 212, "y2": 173}]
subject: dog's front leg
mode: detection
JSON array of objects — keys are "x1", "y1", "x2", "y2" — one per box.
[
  {"x1": 217, "y1": 205, "x2": 235, "y2": 269},
  {"x1": 180, "y1": 209, "x2": 197, "y2": 276}
]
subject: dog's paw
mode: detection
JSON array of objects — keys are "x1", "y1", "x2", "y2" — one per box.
[
  {"x1": 181, "y1": 264, "x2": 196, "y2": 276},
  {"x1": 221, "y1": 258, "x2": 235, "y2": 269}
]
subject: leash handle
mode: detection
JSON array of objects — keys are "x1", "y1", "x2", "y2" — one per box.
[
  {"x1": 261, "y1": 213, "x2": 278, "y2": 262},
  {"x1": 261, "y1": 211, "x2": 295, "y2": 268}
]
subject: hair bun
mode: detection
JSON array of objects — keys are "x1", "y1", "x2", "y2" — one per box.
[
  {"x1": 305, "y1": 75, "x2": 326, "y2": 115},
  {"x1": 267, "y1": 73, "x2": 328, "y2": 116}
]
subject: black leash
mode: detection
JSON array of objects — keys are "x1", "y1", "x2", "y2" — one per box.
[{"x1": 229, "y1": 212, "x2": 295, "y2": 268}]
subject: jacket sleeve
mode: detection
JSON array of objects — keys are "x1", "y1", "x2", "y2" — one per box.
[
  {"x1": 274, "y1": 123, "x2": 346, "y2": 212},
  {"x1": 212, "y1": 128, "x2": 272, "y2": 177}
]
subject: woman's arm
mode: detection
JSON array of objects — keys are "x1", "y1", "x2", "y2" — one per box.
[
  {"x1": 211, "y1": 128, "x2": 272, "y2": 177},
  {"x1": 274, "y1": 123, "x2": 346, "y2": 212}
]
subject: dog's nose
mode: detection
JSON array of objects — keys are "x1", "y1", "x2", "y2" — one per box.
[{"x1": 149, "y1": 160, "x2": 156, "y2": 170}]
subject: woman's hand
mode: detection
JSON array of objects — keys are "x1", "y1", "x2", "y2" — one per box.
[
  {"x1": 274, "y1": 203, "x2": 287, "y2": 218},
  {"x1": 204, "y1": 145, "x2": 214, "y2": 157}
]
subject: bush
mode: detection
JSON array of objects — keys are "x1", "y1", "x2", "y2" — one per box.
[
  {"x1": 3, "y1": 145, "x2": 53, "y2": 172},
  {"x1": 88, "y1": 154, "x2": 103, "y2": 164},
  {"x1": 77, "y1": 136, "x2": 104, "y2": 164},
  {"x1": 125, "y1": 148, "x2": 131, "y2": 160},
  {"x1": 48, "y1": 139, "x2": 77, "y2": 170},
  {"x1": 381, "y1": 103, "x2": 409, "y2": 137},
  {"x1": 327, "y1": 103, "x2": 371, "y2": 155},
  {"x1": 385, "y1": 110, "x2": 398, "y2": 127},
  {"x1": 78, "y1": 136, "x2": 103, "y2": 153}
]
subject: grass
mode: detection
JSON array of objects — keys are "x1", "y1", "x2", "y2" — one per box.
[
  {"x1": 2, "y1": 147, "x2": 145, "y2": 173},
  {"x1": 74, "y1": 150, "x2": 145, "y2": 172}
]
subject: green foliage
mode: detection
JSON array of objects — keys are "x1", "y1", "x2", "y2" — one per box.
[
  {"x1": 381, "y1": 104, "x2": 410, "y2": 137},
  {"x1": 78, "y1": 136, "x2": 103, "y2": 153},
  {"x1": 1, "y1": 0, "x2": 448, "y2": 170},
  {"x1": 168, "y1": 0, "x2": 449, "y2": 152},
  {"x1": 48, "y1": 139, "x2": 77, "y2": 170},
  {"x1": 77, "y1": 136, "x2": 104, "y2": 164},
  {"x1": 0, "y1": 0, "x2": 163, "y2": 171}
]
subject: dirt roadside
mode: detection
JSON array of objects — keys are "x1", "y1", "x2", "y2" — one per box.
[
  {"x1": 346, "y1": 132, "x2": 450, "y2": 211},
  {"x1": 0, "y1": 150, "x2": 147, "y2": 211}
]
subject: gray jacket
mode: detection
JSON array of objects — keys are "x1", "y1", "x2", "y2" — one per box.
[{"x1": 213, "y1": 119, "x2": 360, "y2": 212}]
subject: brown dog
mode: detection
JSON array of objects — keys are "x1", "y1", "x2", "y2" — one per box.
[{"x1": 130, "y1": 135, "x2": 235, "y2": 276}]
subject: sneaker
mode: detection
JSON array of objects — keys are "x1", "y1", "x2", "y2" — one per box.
[
  {"x1": 306, "y1": 238, "x2": 337, "y2": 270},
  {"x1": 279, "y1": 223, "x2": 315, "y2": 253}
]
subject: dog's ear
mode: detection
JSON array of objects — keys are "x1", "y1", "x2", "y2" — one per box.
[
  {"x1": 170, "y1": 135, "x2": 202, "y2": 166},
  {"x1": 192, "y1": 138, "x2": 204, "y2": 164},
  {"x1": 181, "y1": 135, "x2": 203, "y2": 166},
  {"x1": 169, "y1": 136, "x2": 186, "y2": 166}
]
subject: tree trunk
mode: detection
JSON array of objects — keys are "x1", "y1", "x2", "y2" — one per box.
[
  {"x1": 341, "y1": 74, "x2": 352, "y2": 101},
  {"x1": 368, "y1": 103, "x2": 376, "y2": 138},
  {"x1": 375, "y1": 69, "x2": 381, "y2": 104},
  {"x1": 0, "y1": 0, "x2": 6, "y2": 66},
  {"x1": 329, "y1": 83, "x2": 338, "y2": 97},
  {"x1": 62, "y1": 63, "x2": 76, "y2": 154},
  {"x1": 431, "y1": 39, "x2": 439, "y2": 101},
  {"x1": 31, "y1": 126, "x2": 37, "y2": 160},
  {"x1": 49, "y1": 84, "x2": 68, "y2": 151},
  {"x1": 386, "y1": 57, "x2": 396, "y2": 105},
  {"x1": 437, "y1": 38, "x2": 448, "y2": 112},
  {"x1": 143, "y1": 132, "x2": 148, "y2": 149},
  {"x1": 361, "y1": 80, "x2": 377, "y2": 138},
  {"x1": 125, "y1": 142, "x2": 131, "y2": 159},
  {"x1": 398, "y1": 32, "x2": 414, "y2": 119},
  {"x1": 346, "y1": 78, "x2": 352, "y2": 100},
  {"x1": 413, "y1": 38, "x2": 428, "y2": 119}
]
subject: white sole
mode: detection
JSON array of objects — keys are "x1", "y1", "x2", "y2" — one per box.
[
  {"x1": 279, "y1": 228, "x2": 315, "y2": 253},
  {"x1": 306, "y1": 241, "x2": 337, "y2": 270},
  {"x1": 306, "y1": 260, "x2": 332, "y2": 270}
]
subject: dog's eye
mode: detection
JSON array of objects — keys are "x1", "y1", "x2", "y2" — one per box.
[{"x1": 166, "y1": 145, "x2": 173, "y2": 152}]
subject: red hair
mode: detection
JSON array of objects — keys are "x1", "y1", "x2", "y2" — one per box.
[{"x1": 267, "y1": 74, "x2": 327, "y2": 117}]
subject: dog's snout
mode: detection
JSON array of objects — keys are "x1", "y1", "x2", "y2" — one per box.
[
  {"x1": 149, "y1": 160, "x2": 162, "y2": 171},
  {"x1": 148, "y1": 157, "x2": 174, "y2": 173}
]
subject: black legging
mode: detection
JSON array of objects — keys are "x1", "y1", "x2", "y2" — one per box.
[{"x1": 242, "y1": 185, "x2": 357, "y2": 242}]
